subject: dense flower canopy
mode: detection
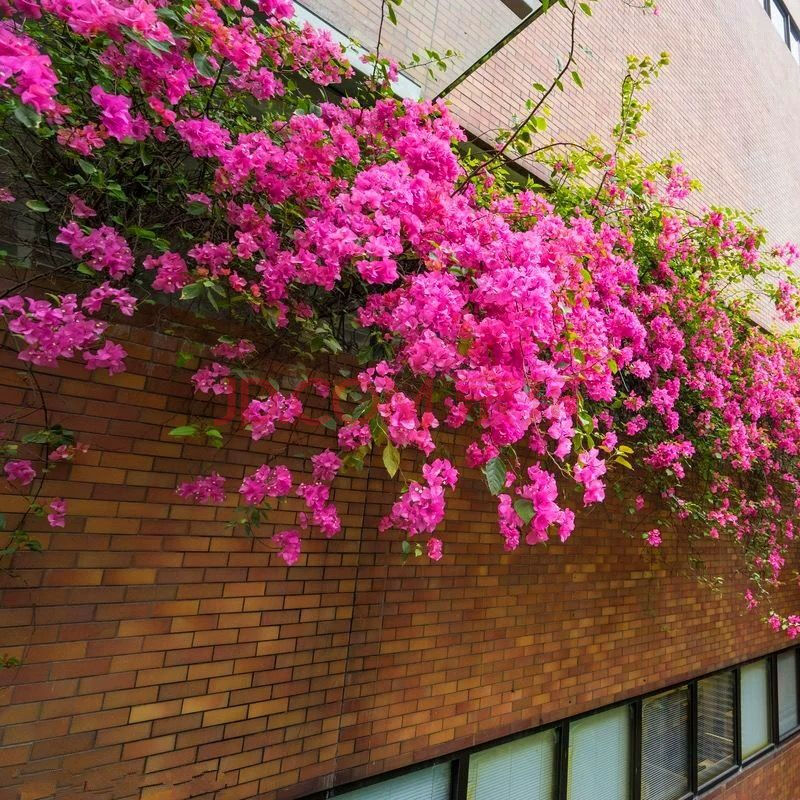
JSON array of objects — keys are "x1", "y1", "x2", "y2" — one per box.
[{"x1": 1, "y1": 0, "x2": 800, "y2": 635}]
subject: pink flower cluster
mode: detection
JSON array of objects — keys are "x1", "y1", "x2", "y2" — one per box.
[
  {"x1": 239, "y1": 464, "x2": 292, "y2": 505},
  {"x1": 177, "y1": 472, "x2": 226, "y2": 504},
  {"x1": 191, "y1": 362, "x2": 233, "y2": 395},
  {"x1": 242, "y1": 393, "x2": 302, "y2": 440},
  {"x1": 0, "y1": 294, "x2": 109, "y2": 369},
  {"x1": 56, "y1": 222, "x2": 134, "y2": 280},
  {"x1": 379, "y1": 459, "x2": 458, "y2": 542}
]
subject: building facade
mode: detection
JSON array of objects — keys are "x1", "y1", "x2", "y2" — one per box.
[{"x1": 2, "y1": 2, "x2": 800, "y2": 800}]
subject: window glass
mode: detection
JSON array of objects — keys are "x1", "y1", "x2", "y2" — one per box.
[
  {"x1": 567, "y1": 706, "x2": 631, "y2": 800},
  {"x1": 778, "y1": 649, "x2": 799, "y2": 736},
  {"x1": 641, "y1": 687, "x2": 689, "y2": 800},
  {"x1": 791, "y1": 24, "x2": 800, "y2": 61},
  {"x1": 467, "y1": 728, "x2": 557, "y2": 800},
  {"x1": 697, "y1": 671, "x2": 736, "y2": 786},
  {"x1": 740, "y1": 660, "x2": 770, "y2": 759},
  {"x1": 335, "y1": 763, "x2": 450, "y2": 800},
  {"x1": 771, "y1": 0, "x2": 790, "y2": 43}
]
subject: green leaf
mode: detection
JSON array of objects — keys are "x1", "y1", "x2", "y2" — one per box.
[
  {"x1": 169, "y1": 425, "x2": 198, "y2": 437},
  {"x1": 387, "y1": 3, "x2": 397, "y2": 24},
  {"x1": 180, "y1": 283, "x2": 202, "y2": 300},
  {"x1": 483, "y1": 457, "x2": 506, "y2": 496},
  {"x1": 77, "y1": 159, "x2": 97, "y2": 175},
  {"x1": 206, "y1": 428, "x2": 224, "y2": 448},
  {"x1": 193, "y1": 52, "x2": 217, "y2": 79},
  {"x1": 615, "y1": 456, "x2": 633, "y2": 469},
  {"x1": 25, "y1": 200, "x2": 50, "y2": 213},
  {"x1": 571, "y1": 70, "x2": 584, "y2": 89},
  {"x1": 579, "y1": 2, "x2": 592, "y2": 15},
  {"x1": 513, "y1": 499, "x2": 535, "y2": 524},
  {"x1": 352, "y1": 399, "x2": 372, "y2": 419},
  {"x1": 382, "y1": 441, "x2": 400, "y2": 478},
  {"x1": 13, "y1": 104, "x2": 41, "y2": 129}
]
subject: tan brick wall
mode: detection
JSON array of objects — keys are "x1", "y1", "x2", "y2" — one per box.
[
  {"x1": 1, "y1": 320, "x2": 799, "y2": 799},
  {"x1": 706, "y1": 733, "x2": 800, "y2": 800}
]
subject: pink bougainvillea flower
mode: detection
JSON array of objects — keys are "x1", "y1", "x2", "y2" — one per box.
[
  {"x1": 311, "y1": 450, "x2": 341, "y2": 483},
  {"x1": 646, "y1": 528, "x2": 662, "y2": 547},
  {"x1": 239, "y1": 464, "x2": 292, "y2": 505},
  {"x1": 83, "y1": 341, "x2": 126, "y2": 374},
  {"x1": 427, "y1": 536, "x2": 443, "y2": 561},
  {"x1": 47, "y1": 498, "x2": 67, "y2": 527},
  {"x1": 69, "y1": 194, "x2": 96, "y2": 218},
  {"x1": 273, "y1": 529, "x2": 301, "y2": 565},
  {"x1": 177, "y1": 472, "x2": 226, "y2": 504},
  {"x1": 4, "y1": 459, "x2": 35, "y2": 486}
]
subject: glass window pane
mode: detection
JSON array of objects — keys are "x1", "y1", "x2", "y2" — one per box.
[
  {"x1": 778, "y1": 650, "x2": 799, "y2": 736},
  {"x1": 336, "y1": 763, "x2": 451, "y2": 800},
  {"x1": 567, "y1": 706, "x2": 631, "y2": 800},
  {"x1": 771, "y1": 0, "x2": 789, "y2": 42},
  {"x1": 740, "y1": 660, "x2": 770, "y2": 759},
  {"x1": 467, "y1": 728, "x2": 557, "y2": 800},
  {"x1": 791, "y1": 26, "x2": 800, "y2": 62},
  {"x1": 641, "y1": 688, "x2": 689, "y2": 800},
  {"x1": 697, "y1": 671, "x2": 735, "y2": 786}
]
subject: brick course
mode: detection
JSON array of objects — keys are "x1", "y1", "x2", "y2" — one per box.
[{"x1": 1, "y1": 318, "x2": 799, "y2": 799}]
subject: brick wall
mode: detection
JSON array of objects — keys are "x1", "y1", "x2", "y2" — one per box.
[
  {"x1": 1, "y1": 320, "x2": 799, "y2": 799},
  {"x1": 706, "y1": 734, "x2": 800, "y2": 800}
]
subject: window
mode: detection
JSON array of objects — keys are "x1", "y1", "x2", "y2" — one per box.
[
  {"x1": 777, "y1": 649, "x2": 799, "y2": 737},
  {"x1": 740, "y1": 660, "x2": 771, "y2": 759},
  {"x1": 567, "y1": 706, "x2": 631, "y2": 800},
  {"x1": 335, "y1": 763, "x2": 450, "y2": 800},
  {"x1": 791, "y1": 23, "x2": 800, "y2": 62},
  {"x1": 696, "y1": 671, "x2": 736, "y2": 786},
  {"x1": 770, "y1": 0, "x2": 790, "y2": 43},
  {"x1": 641, "y1": 688, "x2": 689, "y2": 800},
  {"x1": 467, "y1": 728, "x2": 557, "y2": 800}
]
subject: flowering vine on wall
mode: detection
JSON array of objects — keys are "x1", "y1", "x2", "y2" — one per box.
[{"x1": 1, "y1": 0, "x2": 799, "y2": 640}]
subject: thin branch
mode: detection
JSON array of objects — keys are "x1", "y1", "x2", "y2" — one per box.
[{"x1": 454, "y1": 0, "x2": 579, "y2": 194}]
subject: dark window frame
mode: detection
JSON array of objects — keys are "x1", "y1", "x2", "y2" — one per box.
[
  {"x1": 775, "y1": 645, "x2": 800, "y2": 742},
  {"x1": 638, "y1": 687, "x2": 692, "y2": 800},
  {"x1": 304, "y1": 646, "x2": 800, "y2": 800},
  {"x1": 694, "y1": 668, "x2": 738, "y2": 793},
  {"x1": 766, "y1": 0, "x2": 792, "y2": 47},
  {"x1": 737, "y1": 656, "x2": 774, "y2": 767}
]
